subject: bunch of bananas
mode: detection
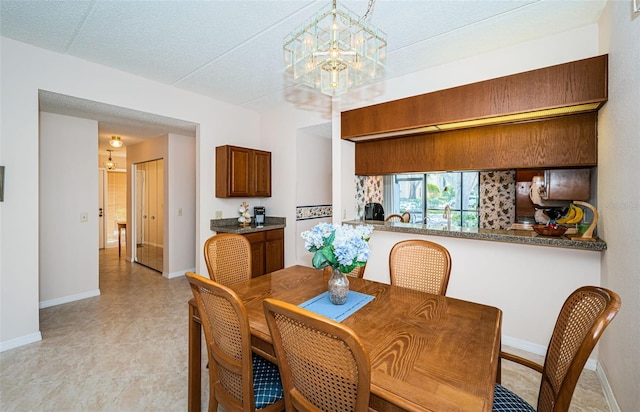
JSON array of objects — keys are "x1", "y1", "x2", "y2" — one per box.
[{"x1": 556, "y1": 203, "x2": 584, "y2": 224}]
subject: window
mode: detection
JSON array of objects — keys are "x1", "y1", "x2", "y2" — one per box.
[{"x1": 393, "y1": 172, "x2": 479, "y2": 228}]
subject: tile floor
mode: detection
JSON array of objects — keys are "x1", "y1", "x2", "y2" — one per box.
[{"x1": 1, "y1": 247, "x2": 610, "y2": 411}]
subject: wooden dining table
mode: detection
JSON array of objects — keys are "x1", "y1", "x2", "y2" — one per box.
[{"x1": 188, "y1": 265, "x2": 502, "y2": 412}]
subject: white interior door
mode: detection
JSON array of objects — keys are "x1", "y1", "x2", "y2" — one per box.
[{"x1": 133, "y1": 160, "x2": 163, "y2": 272}]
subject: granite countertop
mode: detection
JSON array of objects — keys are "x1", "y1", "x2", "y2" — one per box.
[
  {"x1": 342, "y1": 220, "x2": 607, "y2": 251},
  {"x1": 210, "y1": 217, "x2": 286, "y2": 234}
]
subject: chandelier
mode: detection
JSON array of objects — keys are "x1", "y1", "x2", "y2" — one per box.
[
  {"x1": 104, "y1": 150, "x2": 117, "y2": 170},
  {"x1": 284, "y1": 0, "x2": 386, "y2": 97}
]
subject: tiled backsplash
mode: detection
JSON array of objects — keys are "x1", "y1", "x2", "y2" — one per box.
[
  {"x1": 479, "y1": 171, "x2": 516, "y2": 230},
  {"x1": 296, "y1": 204, "x2": 332, "y2": 221}
]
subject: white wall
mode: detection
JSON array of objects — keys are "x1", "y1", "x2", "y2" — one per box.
[
  {"x1": 596, "y1": 2, "x2": 640, "y2": 410},
  {"x1": 39, "y1": 112, "x2": 100, "y2": 307},
  {"x1": 295, "y1": 131, "x2": 332, "y2": 265},
  {"x1": 0, "y1": 37, "x2": 261, "y2": 350},
  {"x1": 259, "y1": 105, "x2": 329, "y2": 268},
  {"x1": 167, "y1": 133, "x2": 197, "y2": 277}
]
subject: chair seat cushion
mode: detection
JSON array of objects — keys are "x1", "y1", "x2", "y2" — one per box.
[
  {"x1": 252, "y1": 353, "x2": 284, "y2": 409},
  {"x1": 493, "y1": 383, "x2": 536, "y2": 412}
]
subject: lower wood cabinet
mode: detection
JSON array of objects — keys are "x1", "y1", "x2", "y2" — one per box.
[{"x1": 242, "y1": 228, "x2": 284, "y2": 277}]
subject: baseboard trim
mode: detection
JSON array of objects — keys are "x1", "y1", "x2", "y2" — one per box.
[
  {"x1": 0, "y1": 332, "x2": 42, "y2": 352},
  {"x1": 597, "y1": 362, "x2": 621, "y2": 412},
  {"x1": 164, "y1": 268, "x2": 195, "y2": 279},
  {"x1": 39, "y1": 289, "x2": 101, "y2": 309},
  {"x1": 502, "y1": 335, "x2": 597, "y2": 371}
]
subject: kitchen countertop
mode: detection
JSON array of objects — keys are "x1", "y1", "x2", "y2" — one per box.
[
  {"x1": 210, "y1": 217, "x2": 286, "y2": 234},
  {"x1": 342, "y1": 220, "x2": 607, "y2": 251}
]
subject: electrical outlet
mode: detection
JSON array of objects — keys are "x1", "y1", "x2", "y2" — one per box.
[
  {"x1": 178, "y1": 208, "x2": 183, "y2": 216},
  {"x1": 215, "y1": 210, "x2": 223, "y2": 219},
  {"x1": 80, "y1": 212, "x2": 88, "y2": 223},
  {"x1": 342, "y1": 209, "x2": 346, "y2": 219}
]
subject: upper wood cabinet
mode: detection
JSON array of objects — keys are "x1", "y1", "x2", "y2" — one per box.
[
  {"x1": 342, "y1": 55, "x2": 608, "y2": 141},
  {"x1": 355, "y1": 113, "x2": 598, "y2": 175},
  {"x1": 216, "y1": 145, "x2": 272, "y2": 198}
]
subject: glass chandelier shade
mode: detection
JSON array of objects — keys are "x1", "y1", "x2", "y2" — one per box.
[
  {"x1": 109, "y1": 135, "x2": 123, "y2": 148},
  {"x1": 284, "y1": 0, "x2": 386, "y2": 97},
  {"x1": 104, "y1": 150, "x2": 117, "y2": 170}
]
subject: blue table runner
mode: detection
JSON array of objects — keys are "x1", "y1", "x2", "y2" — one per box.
[{"x1": 299, "y1": 291, "x2": 375, "y2": 322}]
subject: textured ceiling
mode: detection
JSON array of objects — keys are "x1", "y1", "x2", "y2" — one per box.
[{"x1": 2, "y1": 0, "x2": 607, "y2": 150}]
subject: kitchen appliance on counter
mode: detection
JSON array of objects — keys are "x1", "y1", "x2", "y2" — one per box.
[
  {"x1": 254, "y1": 206, "x2": 265, "y2": 227},
  {"x1": 364, "y1": 203, "x2": 384, "y2": 221}
]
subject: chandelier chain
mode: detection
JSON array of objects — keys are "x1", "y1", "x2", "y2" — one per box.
[{"x1": 362, "y1": 0, "x2": 375, "y2": 21}]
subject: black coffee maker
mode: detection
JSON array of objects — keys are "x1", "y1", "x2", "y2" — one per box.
[
  {"x1": 254, "y1": 206, "x2": 265, "y2": 227},
  {"x1": 364, "y1": 203, "x2": 384, "y2": 221}
]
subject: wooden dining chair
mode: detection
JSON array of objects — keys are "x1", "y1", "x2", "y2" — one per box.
[
  {"x1": 401, "y1": 211, "x2": 411, "y2": 222},
  {"x1": 323, "y1": 264, "x2": 366, "y2": 279},
  {"x1": 263, "y1": 298, "x2": 372, "y2": 412},
  {"x1": 494, "y1": 286, "x2": 621, "y2": 412},
  {"x1": 389, "y1": 239, "x2": 452, "y2": 295},
  {"x1": 385, "y1": 213, "x2": 403, "y2": 222},
  {"x1": 204, "y1": 233, "x2": 252, "y2": 285},
  {"x1": 186, "y1": 273, "x2": 285, "y2": 412}
]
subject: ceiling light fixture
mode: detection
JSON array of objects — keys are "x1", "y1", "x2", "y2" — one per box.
[
  {"x1": 109, "y1": 135, "x2": 123, "y2": 148},
  {"x1": 104, "y1": 150, "x2": 117, "y2": 170},
  {"x1": 284, "y1": 0, "x2": 386, "y2": 97}
]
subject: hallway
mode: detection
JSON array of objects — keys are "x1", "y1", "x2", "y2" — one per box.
[{"x1": 0, "y1": 248, "x2": 208, "y2": 410}]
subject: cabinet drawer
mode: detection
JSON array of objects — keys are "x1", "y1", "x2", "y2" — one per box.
[
  {"x1": 244, "y1": 231, "x2": 265, "y2": 244},
  {"x1": 266, "y1": 228, "x2": 284, "y2": 241}
]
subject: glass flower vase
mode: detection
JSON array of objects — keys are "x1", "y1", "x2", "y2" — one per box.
[{"x1": 328, "y1": 267, "x2": 349, "y2": 305}]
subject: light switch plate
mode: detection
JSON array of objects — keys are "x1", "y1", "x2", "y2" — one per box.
[{"x1": 80, "y1": 212, "x2": 88, "y2": 223}]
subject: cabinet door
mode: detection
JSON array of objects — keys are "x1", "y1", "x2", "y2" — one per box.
[
  {"x1": 229, "y1": 147, "x2": 251, "y2": 197},
  {"x1": 216, "y1": 145, "x2": 272, "y2": 198},
  {"x1": 253, "y1": 150, "x2": 272, "y2": 197},
  {"x1": 265, "y1": 229, "x2": 284, "y2": 274},
  {"x1": 244, "y1": 232, "x2": 265, "y2": 278}
]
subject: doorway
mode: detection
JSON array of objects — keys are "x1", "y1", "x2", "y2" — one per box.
[
  {"x1": 98, "y1": 169, "x2": 127, "y2": 251},
  {"x1": 134, "y1": 158, "x2": 164, "y2": 272}
]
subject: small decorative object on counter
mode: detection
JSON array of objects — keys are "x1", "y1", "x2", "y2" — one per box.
[
  {"x1": 301, "y1": 223, "x2": 373, "y2": 305},
  {"x1": 238, "y1": 201, "x2": 251, "y2": 226},
  {"x1": 570, "y1": 201, "x2": 598, "y2": 241}
]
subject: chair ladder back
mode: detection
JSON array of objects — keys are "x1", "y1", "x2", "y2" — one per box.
[
  {"x1": 385, "y1": 214, "x2": 403, "y2": 222},
  {"x1": 537, "y1": 286, "x2": 621, "y2": 412},
  {"x1": 389, "y1": 240, "x2": 452, "y2": 295},
  {"x1": 263, "y1": 299, "x2": 371, "y2": 412},
  {"x1": 204, "y1": 234, "x2": 252, "y2": 285},
  {"x1": 187, "y1": 273, "x2": 256, "y2": 411}
]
